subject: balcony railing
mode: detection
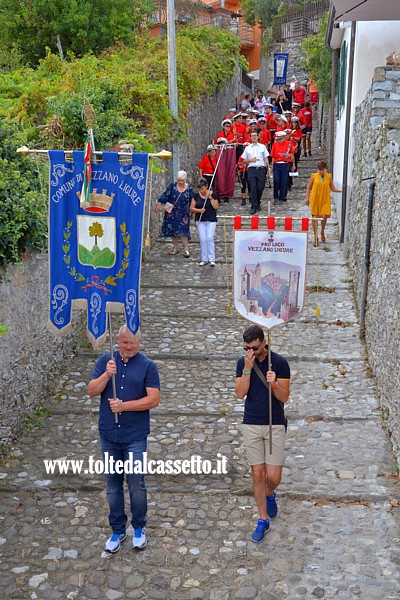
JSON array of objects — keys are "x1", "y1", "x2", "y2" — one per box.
[
  {"x1": 149, "y1": 5, "x2": 254, "y2": 48},
  {"x1": 272, "y1": 0, "x2": 329, "y2": 42}
]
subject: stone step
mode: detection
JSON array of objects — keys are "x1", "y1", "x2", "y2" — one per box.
[
  {"x1": 41, "y1": 353, "x2": 379, "y2": 421},
  {"x1": 140, "y1": 286, "x2": 357, "y2": 323},
  {"x1": 114, "y1": 314, "x2": 364, "y2": 362},
  {"x1": 140, "y1": 261, "x2": 352, "y2": 290},
  {"x1": 63, "y1": 364, "x2": 379, "y2": 423},
  {"x1": 2, "y1": 412, "x2": 395, "y2": 503}
]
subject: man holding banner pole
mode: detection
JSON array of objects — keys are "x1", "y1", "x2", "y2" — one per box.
[
  {"x1": 235, "y1": 324, "x2": 290, "y2": 543},
  {"x1": 88, "y1": 325, "x2": 160, "y2": 553}
]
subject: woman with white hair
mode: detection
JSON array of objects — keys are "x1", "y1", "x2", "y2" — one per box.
[{"x1": 156, "y1": 170, "x2": 193, "y2": 257}]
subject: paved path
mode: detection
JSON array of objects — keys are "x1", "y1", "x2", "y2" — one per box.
[{"x1": 1, "y1": 138, "x2": 400, "y2": 600}]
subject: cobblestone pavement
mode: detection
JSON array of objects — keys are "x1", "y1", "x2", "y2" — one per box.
[{"x1": 1, "y1": 141, "x2": 400, "y2": 600}]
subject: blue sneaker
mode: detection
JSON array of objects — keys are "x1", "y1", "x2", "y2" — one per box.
[
  {"x1": 267, "y1": 491, "x2": 278, "y2": 518},
  {"x1": 132, "y1": 527, "x2": 147, "y2": 549},
  {"x1": 105, "y1": 532, "x2": 126, "y2": 553},
  {"x1": 251, "y1": 518, "x2": 270, "y2": 543}
]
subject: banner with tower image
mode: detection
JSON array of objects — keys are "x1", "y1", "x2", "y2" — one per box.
[
  {"x1": 48, "y1": 150, "x2": 148, "y2": 345},
  {"x1": 233, "y1": 229, "x2": 308, "y2": 329}
]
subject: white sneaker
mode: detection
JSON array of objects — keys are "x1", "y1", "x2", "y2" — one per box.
[
  {"x1": 105, "y1": 532, "x2": 126, "y2": 553},
  {"x1": 210, "y1": 261, "x2": 216, "y2": 267},
  {"x1": 132, "y1": 527, "x2": 147, "y2": 549},
  {"x1": 199, "y1": 261, "x2": 207, "y2": 266}
]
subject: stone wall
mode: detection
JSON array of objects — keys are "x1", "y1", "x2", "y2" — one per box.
[
  {"x1": 0, "y1": 254, "x2": 84, "y2": 445},
  {"x1": 346, "y1": 65, "x2": 400, "y2": 461}
]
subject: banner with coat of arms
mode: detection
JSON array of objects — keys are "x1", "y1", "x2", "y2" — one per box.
[
  {"x1": 233, "y1": 229, "x2": 308, "y2": 330},
  {"x1": 48, "y1": 150, "x2": 148, "y2": 345},
  {"x1": 273, "y1": 53, "x2": 289, "y2": 86}
]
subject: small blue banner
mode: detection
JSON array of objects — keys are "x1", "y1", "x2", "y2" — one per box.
[
  {"x1": 48, "y1": 150, "x2": 148, "y2": 345},
  {"x1": 273, "y1": 53, "x2": 289, "y2": 86}
]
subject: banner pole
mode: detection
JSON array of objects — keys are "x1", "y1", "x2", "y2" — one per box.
[
  {"x1": 108, "y1": 313, "x2": 119, "y2": 424},
  {"x1": 268, "y1": 331, "x2": 273, "y2": 455}
]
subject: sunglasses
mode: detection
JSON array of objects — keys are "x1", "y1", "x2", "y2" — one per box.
[{"x1": 243, "y1": 344, "x2": 262, "y2": 351}]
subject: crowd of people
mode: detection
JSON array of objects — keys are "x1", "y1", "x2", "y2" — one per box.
[{"x1": 156, "y1": 77, "x2": 340, "y2": 261}]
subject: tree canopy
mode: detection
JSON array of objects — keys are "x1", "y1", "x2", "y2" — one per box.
[
  {"x1": 241, "y1": 0, "x2": 282, "y2": 28},
  {"x1": 0, "y1": 0, "x2": 156, "y2": 66}
]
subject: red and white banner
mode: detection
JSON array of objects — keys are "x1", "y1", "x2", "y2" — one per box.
[{"x1": 233, "y1": 229, "x2": 308, "y2": 330}]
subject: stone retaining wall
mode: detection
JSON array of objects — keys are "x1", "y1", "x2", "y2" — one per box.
[
  {"x1": 0, "y1": 255, "x2": 84, "y2": 445},
  {"x1": 346, "y1": 65, "x2": 400, "y2": 461}
]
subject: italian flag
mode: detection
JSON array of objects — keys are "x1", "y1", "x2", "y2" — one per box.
[{"x1": 81, "y1": 135, "x2": 92, "y2": 205}]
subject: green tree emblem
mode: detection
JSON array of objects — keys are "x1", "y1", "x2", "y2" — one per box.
[{"x1": 89, "y1": 222, "x2": 104, "y2": 246}]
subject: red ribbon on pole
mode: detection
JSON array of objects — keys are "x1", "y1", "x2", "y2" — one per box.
[
  {"x1": 234, "y1": 216, "x2": 242, "y2": 230},
  {"x1": 284, "y1": 217, "x2": 293, "y2": 230}
]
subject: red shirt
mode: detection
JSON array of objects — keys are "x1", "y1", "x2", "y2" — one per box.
[
  {"x1": 198, "y1": 154, "x2": 217, "y2": 176},
  {"x1": 293, "y1": 87, "x2": 307, "y2": 105},
  {"x1": 265, "y1": 113, "x2": 278, "y2": 131},
  {"x1": 288, "y1": 139, "x2": 297, "y2": 158},
  {"x1": 291, "y1": 128, "x2": 303, "y2": 144},
  {"x1": 299, "y1": 107, "x2": 313, "y2": 128},
  {"x1": 259, "y1": 128, "x2": 271, "y2": 145},
  {"x1": 232, "y1": 123, "x2": 247, "y2": 144},
  {"x1": 270, "y1": 139, "x2": 292, "y2": 163},
  {"x1": 237, "y1": 155, "x2": 248, "y2": 173},
  {"x1": 214, "y1": 130, "x2": 236, "y2": 144}
]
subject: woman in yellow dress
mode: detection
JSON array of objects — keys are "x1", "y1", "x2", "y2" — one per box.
[{"x1": 305, "y1": 160, "x2": 342, "y2": 247}]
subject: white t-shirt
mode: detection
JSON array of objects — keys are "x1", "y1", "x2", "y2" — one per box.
[{"x1": 241, "y1": 142, "x2": 269, "y2": 168}]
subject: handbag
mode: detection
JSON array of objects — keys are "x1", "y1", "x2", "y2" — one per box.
[
  {"x1": 163, "y1": 190, "x2": 183, "y2": 214},
  {"x1": 163, "y1": 202, "x2": 174, "y2": 214},
  {"x1": 251, "y1": 361, "x2": 288, "y2": 432}
]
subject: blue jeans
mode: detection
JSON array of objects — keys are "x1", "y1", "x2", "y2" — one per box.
[{"x1": 99, "y1": 435, "x2": 147, "y2": 534}]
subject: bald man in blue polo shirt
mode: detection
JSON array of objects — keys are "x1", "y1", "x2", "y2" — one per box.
[{"x1": 88, "y1": 325, "x2": 160, "y2": 554}]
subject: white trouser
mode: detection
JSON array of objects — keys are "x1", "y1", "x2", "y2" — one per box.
[{"x1": 197, "y1": 221, "x2": 217, "y2": 262}]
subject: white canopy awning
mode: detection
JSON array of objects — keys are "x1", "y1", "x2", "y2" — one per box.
[{"x1": 332, "y1": 0, "x2": 400, "y2": 21}]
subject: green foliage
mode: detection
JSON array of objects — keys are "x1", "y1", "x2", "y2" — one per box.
[
  {"x1": 0, "y1": 27, "x2": 242, "y2": 267},
  {"x1": 21, "y1": 406, "x2": 52, "y2": 432},
  {"x1": 241, "y1": 0, "x2": 282, "y2": 28},
  {"x1": 301, "y1": 12, "x2": 332, "y2": 101},
  {"x1": 1, "y1": 28, "x2": 241, "y2": 149},
  {"x1": 0, "y1": 119, "x2": 47, "y2": 270},
  {"x1": 0, "y1": 0, "x2": 157, "y2": 66}
]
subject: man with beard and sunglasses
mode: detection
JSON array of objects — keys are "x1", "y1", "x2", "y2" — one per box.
[{"x1": 235, "y1": 324, "x2": 290, "y2": 543}]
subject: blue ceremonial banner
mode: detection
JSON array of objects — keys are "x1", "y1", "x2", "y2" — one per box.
[
  {"x1": 273, "y1": 53, "x2": 289, "y2": 86},
  {"x1": 49, "y1": 151, "x2": 148, "y2": 345}
]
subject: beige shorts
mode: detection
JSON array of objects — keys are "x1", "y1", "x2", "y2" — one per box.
[{"x1": 241, "y1": 424, "x2": 286, "y2": 466}]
